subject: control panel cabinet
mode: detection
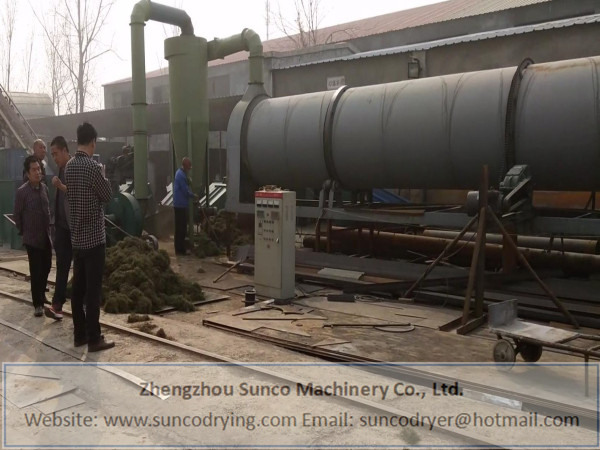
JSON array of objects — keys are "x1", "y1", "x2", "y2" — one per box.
[{"x1": 254, "y1": 189, "x2": 296, "y2": 300}]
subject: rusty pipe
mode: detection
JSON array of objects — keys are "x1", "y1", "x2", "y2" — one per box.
[
  {"x1": 423, "y1": 229, "x2": 600, "y2": 255},
  {"x1": 303, "y1": 228, "x2": 600, "y2": 274}
]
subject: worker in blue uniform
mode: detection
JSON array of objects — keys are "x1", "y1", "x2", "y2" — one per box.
[{"x1": 173, "y1": 157, "x2": 197, "y2": 255}]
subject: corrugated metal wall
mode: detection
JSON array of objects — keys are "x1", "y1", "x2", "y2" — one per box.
[{"x1": 0, "y1": 148, "x2": 26, "y2": 249}]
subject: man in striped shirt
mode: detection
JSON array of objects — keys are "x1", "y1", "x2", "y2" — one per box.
[
  {"x1": 65, "y1": 122, "x2": 114, "y2": 352},
  {"x1": 14, "y1": 155, "x2": 52, "y2": 317}
]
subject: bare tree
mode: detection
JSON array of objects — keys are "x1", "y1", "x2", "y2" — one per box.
[
  {"x1": 271, "y1": 0, "x2": 323, "y2": 48},
  {"x1": 1, "y1": 0, "x2": 17, "y2": 91},
  {"x1": 44, "y1": 8, "x2": 72, "y2": 114},
  {"x1": 24, "y1": 29, "x2": 36, "y2": 92},
  {"x1": 265, "y1": 0, "x2": 271, "y2": 40},
  {"x1": 34, "y1": 0, "x2": 114, "y2": 113}
]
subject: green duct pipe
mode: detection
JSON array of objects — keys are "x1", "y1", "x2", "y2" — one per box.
[
  {"x1": 130, "y1": 0, "x2": 194, "y2": 200},
  {"x1": 207, "y1": 29, "x2": 264, "y2": 85},
  {"x1": 130, "y1": 1, "x2": 150, "y2": 200}
]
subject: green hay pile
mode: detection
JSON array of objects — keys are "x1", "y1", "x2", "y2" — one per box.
[
  {"x1": 195, "y1": 211, "x2": 252, "y2": 258},
  {"x1": 136, "y1": 322, "x2": 157, "y2": 333},
  {"x1": 103, "y1": 237, "x2": 204, "y2": 314},
  {"x1": 127, "y1": 313, "x2": 151, "y2": 323},
  {"x1": 192, "y1": 232, "x2": 220, "y2": 258}
]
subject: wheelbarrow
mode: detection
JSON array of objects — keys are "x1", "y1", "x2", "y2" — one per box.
[{"x1": 489, "y1": 299, "x2": 600, "y2": 366}]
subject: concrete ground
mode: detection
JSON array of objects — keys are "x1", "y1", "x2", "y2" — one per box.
[{"x1": 0, "y1": 244, "x2": 597, "y2": 449}]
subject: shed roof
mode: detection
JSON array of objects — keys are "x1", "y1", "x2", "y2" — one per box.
[
  {"x1": 280, "y1": 12, "x2": 600, "y2": 69},
  {"x1": 8, "y1": 92, "x2": 55, "y2": 120},
  {"x1": 104, "y1": 0, "x2": 553, "y2": 86}
]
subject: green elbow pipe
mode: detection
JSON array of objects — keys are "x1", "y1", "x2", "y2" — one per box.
[
  {"x1": 207, "y1": 28, "x2": 263, "y2": 86},
  {"x1": 131, "y1": 0, "x2": 151, "y2": 24},
  {"x1": 242, "y1": 28, "x2": 263, "y2": 58}
]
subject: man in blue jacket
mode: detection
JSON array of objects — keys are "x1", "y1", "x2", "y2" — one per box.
[{"x1": 173, "y1": 157, "x2": 197, "y2": 255}]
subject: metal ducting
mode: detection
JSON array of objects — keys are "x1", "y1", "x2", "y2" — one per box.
[
  {"x1": 130, "y1": 0, "x2": 264, "y2": 198},
  {"x1": 236, "y1": 56, "x2": 600, "y2": 192},
  {"x1": 130, "y1": 0, "x2": 195, "y2": 200}
]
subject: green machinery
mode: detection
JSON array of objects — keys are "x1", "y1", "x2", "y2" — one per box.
[
  {"x1": 128, "y1": 0, "x2": 264, "y2": 244},
  {"x1": 5, "y1": 0, "x2": 265, "y2": 248},
  {"x1": 103, "y1": 148, "x2": 145, "y2": 243}
]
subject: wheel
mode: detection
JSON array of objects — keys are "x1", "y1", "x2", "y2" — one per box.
[
  {"x1": 493, "y1": 339, "x2": 516, "y2": 367},
  {"x1": 519, "y1": 342, "x2": 543, "y2": 362},
  {"x1": 106, "y1": 192, "x2": 143, "y2": 237}
]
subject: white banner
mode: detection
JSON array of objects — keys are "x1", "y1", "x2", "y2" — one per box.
[{"x1": 2, "y1": 362, "x2": 597, "y2": 448}]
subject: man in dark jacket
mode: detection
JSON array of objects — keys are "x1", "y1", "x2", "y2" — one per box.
[
  {"x1": 14, "y1": 155, "x2": 52, "y2": 317},
  {"x1": 46, "y1": 136, "x2": 72, "y2": 320}
]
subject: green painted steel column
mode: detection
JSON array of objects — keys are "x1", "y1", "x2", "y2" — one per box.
[
  {"x1": 165, "y1": 35, "x2": 208, "y2": 195},
  {"x1": 130, "y1": 0, "x2": 150, "y2": 200},
  {"x1": 186, "y1": 116, "x2": 194, "y2": 244}
]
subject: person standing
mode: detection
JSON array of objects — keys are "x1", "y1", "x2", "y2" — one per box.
[
  {"x1": 65, "y1": 122, "x2": 114, "y2": 352},
  {"x1": 173, "y1": 157, "x2": 197, "y2": 255},
  {"x1": 24, "y1": 139, "x2": 48, "y2": 184},
  {"x1": 45, "y1": 136, "x2": 72, "y2": 320},
  {"x1": 14, "y1": 156, "x2": 52, "y2": 317}
]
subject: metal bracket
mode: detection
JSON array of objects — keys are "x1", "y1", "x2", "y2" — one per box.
[
  {"x1": 328, "y1": 181, "x2": 342, "y2": 209},
  {"x1": 499, "y1": 165, "x2": 533, "y2": 214},
  {"x1": 318, "y1": 179, "x2": 341, "y2": 210}
]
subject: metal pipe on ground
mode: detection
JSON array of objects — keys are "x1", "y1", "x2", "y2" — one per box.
[
  {"x1": 303, "y1": 228, "x2": 600, "y2": 274},
  {"x1": 423, "y1": 229, "x2": 600, "y2": 255}
]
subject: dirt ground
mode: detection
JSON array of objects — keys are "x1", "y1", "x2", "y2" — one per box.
[
  {"x1": 1, "y1": 241, "x2": 598, "y2": 449},
  {"x1": 0, "y1": 245, "x2": 322, "y2": 364},
  {"x1": 0, "y1": 244, "x2": 474, "y2": 449},
  {"x1": 0, "y1": 238, "x2": 592, "y2": 365}
]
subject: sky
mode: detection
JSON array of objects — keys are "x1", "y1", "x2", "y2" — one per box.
[{"x1": 6, "y1": 0, "x2": 446, "y2": 111}]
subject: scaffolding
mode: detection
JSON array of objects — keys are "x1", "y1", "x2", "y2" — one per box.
[{"x1": 0, "y1": 83, "x2": 38, "y2": 150}]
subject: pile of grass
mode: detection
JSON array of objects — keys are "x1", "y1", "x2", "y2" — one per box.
[
  {"x1": 192, "y1": 232, "x2": 220, "y2": 258},
  {"x1": 194, "y1": 211, "x2": 252, "y2": 258},
  {"x1": 103, "y1": 237, "x2": 203, "y2": 314},
  {"x1": 127, "y1": 313, "x2": 151, "y2": 323}
]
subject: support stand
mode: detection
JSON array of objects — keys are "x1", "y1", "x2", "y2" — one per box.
[{"x1": 405, "y1": 166, "x2": 579, "y2": 333}]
